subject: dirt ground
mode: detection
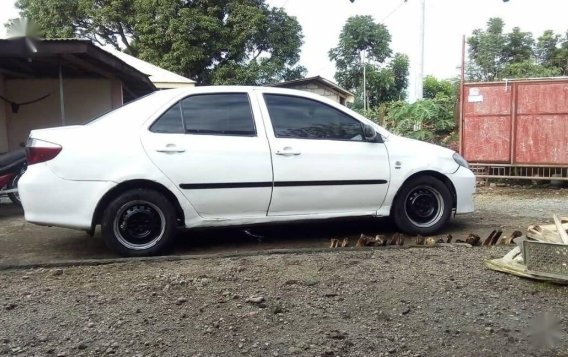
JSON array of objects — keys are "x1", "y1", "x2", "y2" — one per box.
[
  {"x1": 1, "y1": 185, "x2": 567, "y2": 268},
  {"x1": 0, "y1": 186, "x2": 567, "y2": 356}
]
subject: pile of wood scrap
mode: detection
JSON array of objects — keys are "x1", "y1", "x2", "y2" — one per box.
[
  {"x1": 330, "y1": 233, "x2": 402, "y2": 248},
  {"x1": 330, "y1": 232, "x2": 514, "y2": 249},
  {"x1": 486, "y1": 215, "x2": 568, "y2": 284}
]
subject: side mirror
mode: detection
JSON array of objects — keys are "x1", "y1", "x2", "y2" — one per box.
[{"x1": 363, "y1": 124, "x2": 382, "y2": 143}]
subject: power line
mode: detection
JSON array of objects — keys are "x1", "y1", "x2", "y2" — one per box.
[{"x1": 379, "y1": 0, "x2": 407, "y2": 23}]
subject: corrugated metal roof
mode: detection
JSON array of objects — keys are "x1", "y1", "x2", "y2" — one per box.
[
  {"x1": 272, "y1": 75, "x2": 354, "y2": 97},
  {"x1": 0, "y1": 38, "x2": 156, "y2": 99},
  {"x1": 101, "y1": 47, "x2": 196, "y2": 87}
]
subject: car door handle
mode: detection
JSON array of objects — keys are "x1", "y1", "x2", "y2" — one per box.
[
  {"x1": 156, "y1": 144, "x2": 185, "y2": 153},
  {"x1": 275, "y1": 147, "x2": 301, "y2": 156}
]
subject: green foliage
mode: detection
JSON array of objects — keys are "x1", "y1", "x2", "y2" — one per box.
[
  {"x1": 329, "y1": 16, "x2": 409, "y2": 107},
  {"x1": 503, "y1": 27, "x2": 534, "y2": 63},
  {"x1": 536, "y1": 29, "x2": 568, "y2": 75},
  {"x1": 467, "y1": 18, "x2": 507, "y2": 81},
  {"x1": 15, "y1": 0, "x2": 306, "y2": 85},
  {"x1": 4, "y1": 17, "x2": 42, "y2": 38},
  {"x1": 384, "y1": 97, "x2": 456, "y2": 144},
  {"x1": 467, "y1": 17, "x2": 568, "y2": 81},
  {"x1": 536, "y1": 30, "x2": 561, "y2": 66},
  {"x1": 502, "y1": 60, "x2": 561, "y2": 79},
  {"x1": 350, "y1": 105, "x2": 385, "y2": 126},
  {"x1": 423, "y1": 75, "x2": 457, "y2": 99}
]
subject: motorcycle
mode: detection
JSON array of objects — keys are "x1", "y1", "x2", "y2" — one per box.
[{"x1": 0, "y1": 148, "x2": 27, "y2": 207}]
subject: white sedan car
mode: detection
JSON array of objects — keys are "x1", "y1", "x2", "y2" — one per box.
[{"x1": 20, "y1": 86, "x2": 475, "y2": 256}]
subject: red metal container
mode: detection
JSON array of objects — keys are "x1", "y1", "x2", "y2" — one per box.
[{"x1": 460, "y1": 78, "x2": 568, "y2": 166}]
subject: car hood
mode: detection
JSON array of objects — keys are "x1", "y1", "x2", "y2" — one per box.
[
  {"x1": 385, "y1": 134, "x2": 460, "y2": 174},
  {"x1": 387, "y1": 134, "x2": 454, "y2": 155}
]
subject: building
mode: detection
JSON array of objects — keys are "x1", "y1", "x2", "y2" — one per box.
[
  {"x1": 103, "y1": 48, "x2": 196, "y2": 89},
  {"x1": 0, "y1": 38, "x2": 194, "y2": 153},
  {"x1": 272, "y1": 76, "x2": 354, "y2": 105}
]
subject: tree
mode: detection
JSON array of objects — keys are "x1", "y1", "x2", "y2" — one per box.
[
  {"x1": 329, "y1": 15, "x2": 408, "y2": 107},
  {"x1": 423, "y1": 75, "x2": 456, "y2": 100},
  {"x1": 503, "y1": 27, "x2": 534, "y2": 63},
  {"x1": 385, "y1": 97, "x2": 456, "y2": 144},
  {"x1": 535, "y1": 30, "x2": 560, "y2": 66},
  {"x1": 539, "y1": 30, "x2": 568, "y2": 75},
  {"x1": 15, "y1": 0, "x2": 306, "y2": 85},
  {"x1": 466, "y1": 17, "x2": 507, "y2": 81},
  {"x1": 554, "y1": 33, "x2": 568, "y2": 75},
  {"x1": 502, "y1": 60, "x2": 560, "y2": 78},
  {"x1": 4, "y1": 17, "x2": 42, "y2": 38},
  {"x1": 467, "y1": 18, "x2": 568, "y2": 81}
]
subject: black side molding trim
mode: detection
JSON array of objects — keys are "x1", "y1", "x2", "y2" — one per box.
[
  {"x1": 180, "y1": 180, "x2": 387, "y2": 190},
  {"x1": 180, "y1": 182, "x2": 273, "y2": 189},
  {"x1": 274, "y1": 180, "x2": 387, "y2": 187}
]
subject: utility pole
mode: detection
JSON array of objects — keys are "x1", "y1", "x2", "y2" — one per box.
[
  {"x1": 416, "y1": 0, "x2": 425, "y2": 100},
  {"x1": 362, "y1": 50, "x2": 367, "y2": 111}
]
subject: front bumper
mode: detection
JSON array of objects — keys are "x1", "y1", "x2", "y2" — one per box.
[
  {"x1": 447, "y1": 166, "x2": 476, "y2": 214},
  {"x1": 19, "y1": 163, "x2": 115, "y2": 230}
]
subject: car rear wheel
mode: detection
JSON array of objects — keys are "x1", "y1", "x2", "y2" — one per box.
[
  {"x1": 8, "y1": 167, "x2": 25, "y2": 207},
  {"x1": 101, "y1": 189, "x2": 177, "y2": 256},
  {"x1": 392, "y1": 175, "x2": 452, "y2": 236}
]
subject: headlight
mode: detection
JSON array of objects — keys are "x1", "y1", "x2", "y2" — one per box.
[{"x1": 453, "y1": 152, "x2": 470, "y2": 169}]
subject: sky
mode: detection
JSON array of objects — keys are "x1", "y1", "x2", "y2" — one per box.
[{"x1": 2, "y1": 0, "x2": 568, "y2": 100}]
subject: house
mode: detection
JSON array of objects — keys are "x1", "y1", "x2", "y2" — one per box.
[
  {"x1": 0, "y1": 38, "x2": 194, "y2": 153},
  {"x1": 272, "y1": 76, "x2": 354, "y2": 105},
  {"x1": 103, "y1": 48, "x2": 196, "y2": 89}
]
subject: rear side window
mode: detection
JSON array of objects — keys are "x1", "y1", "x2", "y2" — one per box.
[
  {"x1": 263, "y1": 94, "x2": 363, "y2": 141},
  {"x1": 150, "y1": 102, "x2": 184, "y2": 133},
  {"x1": 150, "y1": 93, "x2": 256, "y2": 136}
]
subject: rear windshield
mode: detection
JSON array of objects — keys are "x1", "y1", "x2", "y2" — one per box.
[{"x1": 86, "y1": 91, "x2": 172, "y2": 126}]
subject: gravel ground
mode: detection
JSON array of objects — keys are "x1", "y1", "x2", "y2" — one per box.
[
  {"x1": 1, "y1": 186, "x2": 567, "y2": 356},
  {"x1": 1, "y1": 185, "x2": 568, "y2": 267},
  {"x1": 1, "y1": 246, "x2": 567, "y2": 357}
]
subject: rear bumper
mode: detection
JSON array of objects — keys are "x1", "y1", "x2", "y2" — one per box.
[
  {"x1": 19, "y1": 164, "x2": 114, "y2": 230},
  {"x1": 447, "y1": 166, "x2": 476, "y2": 214}
]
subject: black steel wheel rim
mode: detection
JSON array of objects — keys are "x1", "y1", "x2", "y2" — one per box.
[
  {"x1": 8, "y1": 169, "x2": 24, "y2": 204},
  {"x1": 113, "y1": 200, "x2": 165, "y2": 250},
  {"x1": 404, "y1": 185, "x2": 444, "y2": 228}
]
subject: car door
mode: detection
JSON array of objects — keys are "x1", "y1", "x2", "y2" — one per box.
[
  {"x1": 258, "y1": 92, "x2": 390, "y2": 216},
  {"x1": 141, "y1": 91, "x2": 273, "y2": 219}
]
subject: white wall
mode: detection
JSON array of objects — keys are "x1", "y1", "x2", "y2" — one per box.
[
  {"x1": 4, "y1": 79, "x2": 115, "y2": 150},
  {"x1": 288, "y1": 82, "x2": 343, "y2": 103}
]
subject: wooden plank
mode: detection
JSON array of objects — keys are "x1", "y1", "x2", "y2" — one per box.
[
  {"x1": 553, "y1": 214, "x2": 568, "y2": 245},
  {"x1": 527, "y1": 217, "x2": 568, "y2": 243}
]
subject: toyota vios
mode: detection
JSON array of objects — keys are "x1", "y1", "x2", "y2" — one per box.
[{"x1": 19, "y1": 87, "x2": 475, "y2": 256}]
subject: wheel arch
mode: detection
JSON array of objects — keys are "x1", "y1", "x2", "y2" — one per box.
[
  {"x1": 91, "y1": 179, "x2": 185, "y2": 233},
  {"x1": 390, "y1": 170, "x2": 457, "y2": 216}
]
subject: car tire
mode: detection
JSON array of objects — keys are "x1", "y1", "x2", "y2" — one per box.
[
  {"x1": 101, "y1": 188, "x2": 177, "y2": 257},
  {"x1": 7, "y1": 167, "x2": 25, "y2": 207},
  {"x1": 392, "y1": 175, "x2": 452, "y2": 236}
]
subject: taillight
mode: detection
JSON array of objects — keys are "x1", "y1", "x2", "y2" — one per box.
[{"x1": 25, "y1": 138, "x2": 62, "y2": 165}]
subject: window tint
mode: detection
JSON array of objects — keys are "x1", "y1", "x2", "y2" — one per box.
[
  {"x1": 150, "y1": 102, "x2": 184, "y2": 133},
  {"x1": 181, "y1": 93, "x2": 256, "y2": 136},
  {"x1": 263, "y1": 94, "x2": 363, "y2": 141}
]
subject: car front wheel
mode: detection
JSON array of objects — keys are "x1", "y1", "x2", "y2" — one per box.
[
  {"x1": 101, "y1": 189, "x2": 177, "y2": 256},
  {"x1": 392, "y1": 175, "x2": 452, "y2": 236}
]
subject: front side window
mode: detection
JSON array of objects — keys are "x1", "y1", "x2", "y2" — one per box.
[
  {"x1": 181, "y1": 93, "x2": 256, "y2": 136},
  {"x1": 263, "y1": 94, "x2": 364, "y2": 141},
  {"x1": 150, "y1": 93, "x2": 256, "y2": 136}
]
